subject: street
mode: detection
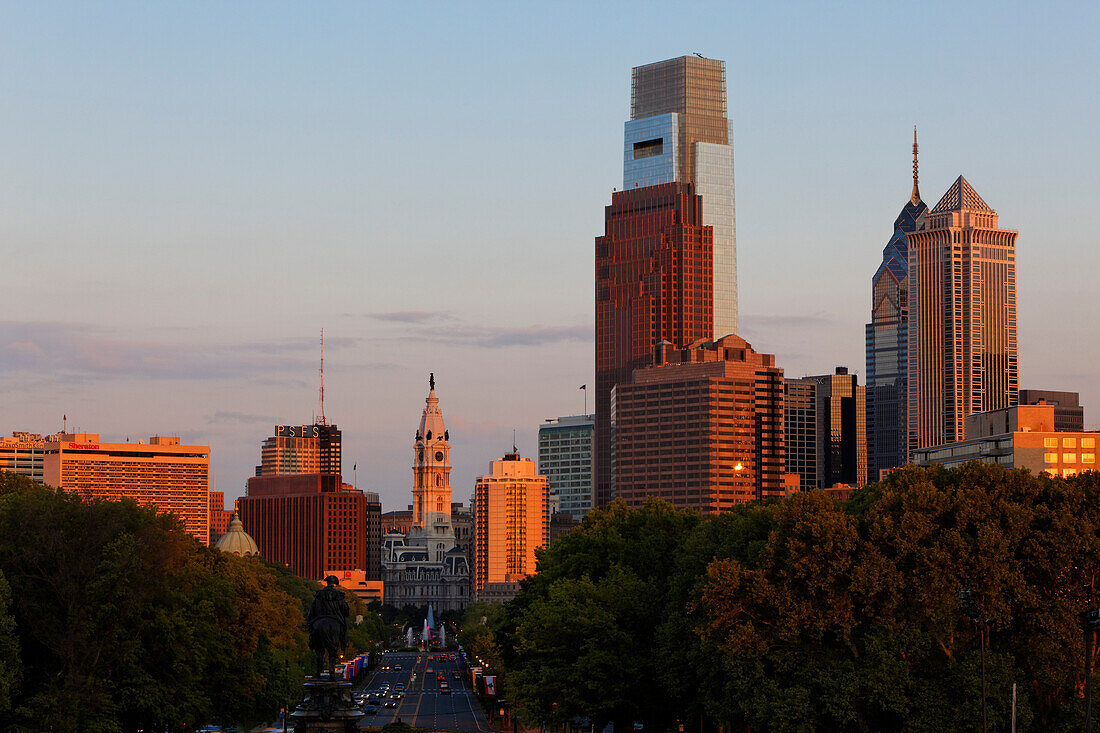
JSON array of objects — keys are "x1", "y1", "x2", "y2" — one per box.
[{"x1": 359, "y1": 651, "x2": 494, "y2": 732}]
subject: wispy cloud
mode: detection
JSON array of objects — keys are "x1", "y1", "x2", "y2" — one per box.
[
  {"x1": 204, "y1": 410, "x2": 271, "y2": 425},
  {"x1": 361, "y1": 311, "x2": 458, "y2": 324},
  {"x1": 428, "y1": 324, "x2": 592, "y2": 348},
  {"x1": 742, "y1": 313, "x2": 835, "y2": 329},
  {"x1": 0, "y1": 322, "x2": 372, "y2": 382}
]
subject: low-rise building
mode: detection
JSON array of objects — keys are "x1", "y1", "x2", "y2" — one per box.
[{"x1": 913, "y1": 403, "x2": 1097, "y2": 478}]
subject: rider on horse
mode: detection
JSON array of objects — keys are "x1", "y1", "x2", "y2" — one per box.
[{"x1": 307, "y1": 575, "x2": 350, "y2": 676}]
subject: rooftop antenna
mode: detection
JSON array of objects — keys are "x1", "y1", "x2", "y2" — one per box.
[
  {"x1": 513, "y1": 429, "x2": 517, "y2": 454},
  {"x1": 911, "y1": 126, "x2": 921, "y2": 205},
  {"x1": 318, "y1": 329, "x2": 327, "y2": 425}
]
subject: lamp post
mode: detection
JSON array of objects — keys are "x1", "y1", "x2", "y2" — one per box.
[{"x1": 283, "y1": 659, "x2": 290, "y2": 733}]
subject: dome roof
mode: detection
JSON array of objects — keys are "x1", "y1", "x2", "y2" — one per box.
[{"x1": 215, "y1": 515, "x2": 260, "y2": 557}]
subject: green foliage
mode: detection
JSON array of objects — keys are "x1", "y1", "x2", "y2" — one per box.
[
  {"x1": 0, "y1": 570, "x2": 20, "y2": 715},
  {"x1": 493, "y1": 468, "x2": 1100, "y2": 733},
  {"x1": 0, "y1": 474, "x2": 312, "y2": 732}
]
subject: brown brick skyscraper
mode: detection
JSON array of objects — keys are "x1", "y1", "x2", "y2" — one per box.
[
  {"x1": 595, "y1": 182, "x2": 713, "y2": 507},
  {"x1": 907, "y1": 176, "x2": 1019, "y2": 450},
  {"x1": 612, "y1": 336, "x2": 785, "y2": 511}
]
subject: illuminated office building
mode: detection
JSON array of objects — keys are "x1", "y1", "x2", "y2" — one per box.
[
  {"x1": 42, "y1": 434, "x2": 211, "y2": 544},
  {"x1": 474, "y1": 450, "x2": 549, "y2": 602},
  {"x1": 907, "y1": 176, "x2": 1019, "y2": 450},
  {"x1": 866, "y1": 132, "x2": 927, "y2": 477},
  {"x1": 254, "y1": 423, "x2": 342, "y2": 477},
  {"x1": 625, "y1": 55, "x2": 737, "y2": 338},
  {"x1": 594, "y1": 182, "x2": 713, "y2": 507},
  {"x1": 612, "y1": 336, "x2": 785, "y2": 511}
]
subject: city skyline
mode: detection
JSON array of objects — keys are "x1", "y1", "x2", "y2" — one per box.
[{"x1": 2, "y1": 2, "x2": 1098, "y2": 511}]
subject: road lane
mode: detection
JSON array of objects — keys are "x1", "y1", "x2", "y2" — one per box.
[{"x1": 358, "y1": 650, "x2": 491, "y2": 732}]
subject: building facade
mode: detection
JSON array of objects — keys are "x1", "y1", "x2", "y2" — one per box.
[
  {"x1": 254, "y1": 423, "x2": 342, "y2": 477},
  {"x1": 625, "y1": 55, "x2": 737, "y2": 339},
  {"x1": 808, "y1": 368, "x2": 867, "y2": 488},
  {"x1": 914, "y1": 403, "x2": 1096, "y2": 478},
  {"x1": 40, "y1": 434, "x2": 211, "y2": 544},
  {"x1": 612, "y1": 335, "x2": 785, "y2": 511},
  {"x1": 537, "y1": 415, "x2": 594, "y2": 520},
  {"x1": 595, "y1": 182, "x2": 714, "y2": 507},
  {"x1": 238, "y1": 473, "x2": 372, "y2": 581},
  {"x1": 908, "y1": 176, "x2": 1019, "y2": 451},
  {"x1": 1019, "y1": 390, "x2": 1085, "y2": 432},
  {"x1": 783, "y1": 379, "x2": 818, "y2": 490},
  {"x1": 473, "y1": 451, "x2": 549, "y2": 601},
  {"x1": 866, "y1": 132, "x2": 928, "y2": 478},
  {"x1": 209, "y1": 490, "x2": 233, "y2": 543},
  {"x1": 0, "y1": 432, "x2": 50, "y2": 483},
  {"x1": 381, "y1": 376, "x2": 470, "y2": 612}
]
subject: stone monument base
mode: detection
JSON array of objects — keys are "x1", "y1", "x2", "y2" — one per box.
[{"x1": 290, "y1": 675, "x2": 365, "y2": 733}]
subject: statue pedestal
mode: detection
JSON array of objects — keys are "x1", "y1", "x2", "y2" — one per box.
[{"x1": 290, "y1": 676, "x2": 365, "y2": 733}]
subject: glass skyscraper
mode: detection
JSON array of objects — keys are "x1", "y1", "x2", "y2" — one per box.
[
  {"x1": 866, "y1": 134, "x2": 926, "y2": 479},
  {"x1": 623, "y1": 55, "x2": 737, "y2": 338}
]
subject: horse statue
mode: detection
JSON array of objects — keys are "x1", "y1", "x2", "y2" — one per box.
[{"x1": 307, "y1": 575, "x2": 349, "y2": 677}]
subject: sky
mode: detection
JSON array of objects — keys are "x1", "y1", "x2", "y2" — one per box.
[{"x1": 2, "y1": 1, "x2": 1098, "y2": 511}]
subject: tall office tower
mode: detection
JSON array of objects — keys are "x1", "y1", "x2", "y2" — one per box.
[
  {"x1": 0, "y1": 432, "x2": 49, "y2": 483},
  {"x1": 811, "y1": 368, "x2": 868, "y2": 488},
  {"x1": 238, "y1": 473, "x2": 370, "y2": 581},
  {"x1": 784, "y1": 380, "x2": 819, "y2": 490},
  {"x1": 908, "y1": 176, "x2": 1019, "y2": 449},
  {"x1": 612, "y1": 336, "x2": 785, "y2": 511},
  {"x1": 594, "y1": 182, "x2": 714, "y2": 507},
  {"x1": 363, "y1": 491, "x2": 383, "y2": 581},
  {"x1": 254, "y1": 423, "x2": 342, "y2": 477},
  {"x1": 41, "y1": 434, "x2": 211, "y2": 544},
  {"x1": 473, "y1": 450, "x2": 549, "y2": 601},
  {"x1": 626, "y1": 55, "x2": 737, "y2": 338},
  {"x1": 537, "y1": 415, "x2": 594, "y2": 520},
  {"x1": 1019, "y1": 390, "x2": 1085, "y2": 432},
  {"x1": 866, "y1": 132, "x2": 928, "y2": 478}
]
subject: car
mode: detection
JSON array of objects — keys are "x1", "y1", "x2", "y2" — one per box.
[
  {"x1": 440, "y1": 687, "x2": 451, "y2": 695},
  {"x1": 394, "y1": 664, "x2": 402, "y2": 670},
  {"x1": 426, "y1": 667, "x2": 433, "y2": 673},
  {"x1": 451, "y1": 671, "x2": 460, "y2": 679},
  {"x1": 391, "y1": 692, "x2": 404, "y2": 699},
  {"x1": 384, "y1": 700, "x2": 397, "y2": 708},
  {"x1": 380, "y1": 664, "x2": 390, "y2": 670},
  {"x1": 363, "y1": 704, "x2": 378, "y2": 714},
  {"x1": 436, "y1": 674, "x2": 445, "y2": 681}
]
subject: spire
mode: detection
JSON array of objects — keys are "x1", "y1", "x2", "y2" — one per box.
[
  {"x1": 911, "y1": 126, "x2": 920, "y2": 205},
  {"x1": 429, "y1": 372, "x2": 435, "y2": 392},
  {"x1": 318, "y1": 329, "x2": 326, "y2": 425}
]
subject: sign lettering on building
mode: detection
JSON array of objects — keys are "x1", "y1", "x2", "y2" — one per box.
[{"x1": 276, "y1": 425, "x2": 321, "y2": 438}]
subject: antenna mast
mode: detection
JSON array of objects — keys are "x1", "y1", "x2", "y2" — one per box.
[{"x1": 319, "y1": 329, "x2": 326, "y2": 425}]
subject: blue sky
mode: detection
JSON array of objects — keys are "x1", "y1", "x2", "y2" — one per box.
[{"x1": 2, "y1": 1, "x2": 1097, "y2": 510}]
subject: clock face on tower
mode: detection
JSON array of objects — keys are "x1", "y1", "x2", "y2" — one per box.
[{"x1": 435, "y1": 451, "x2": 444, "y2": 462}]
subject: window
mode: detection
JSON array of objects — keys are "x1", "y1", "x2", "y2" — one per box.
[
  {"x1": 1084, "y1": 454, "x2": 1095, "y2": 464},
  {"x1": 1044, "y1": 453, "x2": 1058, "y2": 463},
  {"x1": 1064, "y1": 454, "x2": 1077, "y2": 464},
  {"x1": 633, "y1": 138, "x2": 663, "y2": 159},
  {"x1": 1064, "y1": 469, "x2": 1078, "y2": 477},
  {"x1": 1044, "y1": 437, "x2": 1058, "y2": 448},
  {"x1": 1064, "y1": 438, "x2": 1077, "y2": 448},
  {"x1": 1083, "y1": 438, "x2": 1096, "y2": 448}
]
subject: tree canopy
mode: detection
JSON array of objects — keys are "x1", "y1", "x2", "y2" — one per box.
[
  {"x1": 488, "y1": 465, "x2": 1100, "y2": 732},
  {"x1": 0, "y1": 471, "x2": 385, "y2": 732}
]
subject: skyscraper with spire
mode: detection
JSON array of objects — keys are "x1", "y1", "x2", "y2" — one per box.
[
  {"x1": 865, "y1": 131, "x2": 927, "y2": 478},
  {"x1": 907, "y1": 175, "x2": 1019, "y2": 450}
]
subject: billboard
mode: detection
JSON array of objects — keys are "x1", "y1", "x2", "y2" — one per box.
[{"x1": 484, "y1": 676, "x2": 497, "y2": 696}]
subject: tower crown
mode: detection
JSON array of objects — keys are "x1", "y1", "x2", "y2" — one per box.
[
  {"x1": 931, "y1": 175, "x2": 994, "y2": 214},
  {"x1": 417, "y1": 373, "x2": 447, "y2": 444}
]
